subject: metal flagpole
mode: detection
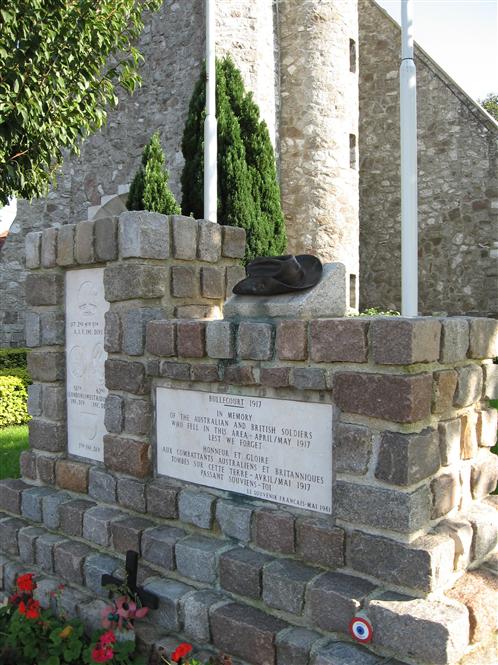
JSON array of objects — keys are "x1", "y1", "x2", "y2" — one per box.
[
  {"x1": 204, "y1": 0, "x2": 217, "y2": 223},
  {"x1": 400, "y1": 0, "x2": 418, "y2": 316}
]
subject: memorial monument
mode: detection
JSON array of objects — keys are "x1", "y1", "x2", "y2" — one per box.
[{"x1": 0, "y1": 212, "x2": 497, "y2": 665}]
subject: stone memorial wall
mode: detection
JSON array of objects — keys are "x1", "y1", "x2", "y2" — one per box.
[{"x1": 0, "y1": 212, "x2": 497, "y2": 665}]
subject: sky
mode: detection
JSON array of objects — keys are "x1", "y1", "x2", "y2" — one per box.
[{"x1": 376, "y1": 0, "x2": 497, "y2": 102}]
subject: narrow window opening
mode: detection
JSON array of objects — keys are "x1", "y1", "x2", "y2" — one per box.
[
  {"x1": 349, "y1": 274, "x2": 357, "y2": 309},
  {"x1": 349, "y1": 38, "x2": 357, "y2": 73},
  {"x1": 349, "y1": 134, "x2": 357, "y2": 169}
]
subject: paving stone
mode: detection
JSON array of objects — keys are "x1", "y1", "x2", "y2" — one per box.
[
  {"x1": 307, "y1": 571, "x2": 376, "y2": 633},
  {"x1": 94, "y1": 216, "x2": 118, "y2": 261},
  {"x1": 454, "y1": 365, "x2": 483, "y2": 407},
  {"x1": 35, "y1": 533, "x2": 68, "y2": 572},
  {"x1": 143, "y1": 576, "x2": 193, "y2": 630},
  {"x1": 42, "y1": 491, "x2": 71, "y2": 529},
  {"x1": 439, "y1": 418, "x2": 462, "y2": 466},
  {"x1": 206, "y1": 320, "x2": 235, "y2": 358},
  {"x1": 58, "y1": 586, "x2": 91, "y2": 619},
  {"x1": 104, "y1": 310, "x2": 122, "y2": 352},
  {"x1": 216, "y1": 499, "x2": 253, "y2": 542},
  {"x1": 104, "y1": 264, "x2": 167, "y2": 301},
  {"x1": 182, "y1": 589, "x2": 225, "y2": 642},
  {"x1": 55, "y1": 459, "x2": 89, "y2": 492},
  {"x1": 42, "y1": 384, "x2": 66, "y2": 420},
  {"x1": 335, "y1": 481, "x2": 431, "y2": 533},
  {"x1": 477, "y1": 408, "x2": 498, "y2": 447},
  {"x1": 41, "y1": 227, "x2": 58, "y2": 267},
  {"x1": 253, "y1": 509, "x2": 295, "y2": 554},
  {"x1": 83, "y1": 505, "x2": 124, "y2": 547},
  {"x1": 27, "y1": 351, "x2": 65, "y2": 382},
  {"x1": 117, "y1": 476, "x2": 147, "y2": 512},
  {"x1": 105, "y1": 359, "x2": 148, "y2": 394},
  {"x1": 75, "y1": 220, "x2": 95, "y2": 263},
  {"x1": 310, "y1": 318, "x2": 368, "y2": 362},
  {"x1": 171, "y1": 215, "x2": 197, "y2": 259},
  {"x1": 371, "y1": 317, "x2": 441, "y2": 364},
  {"x1": 56, "y1": 223, "x2": 75, "y2": 266},
  {"x1": 122, "y1": 307, "x2": 163, "y2": 356},
  {"x1": 367, "y1": 592, "x2": 469, "y2": 665},
  {"x1": 177, "y1": 320, "x2": 206, "y2": 358},
  {"x1": 296, "y1": 519, "x2": 345, "y2": 569},
  {"x1": 198, "y1": 220, "x2": 222, "y2": 262},
  {"x1": 291, "y1": 367, "x2": 327, "y2": 390},
  {"x1": 440, "y1": 318, "x2": 470, "y2": 363},
  {"x1": 219, "y1": 547, "x2": 274, "y2": 599},
  {"x1": 263, "y1": 559, "x2": 318, "y2": 615},
  {"x1": 176, "y1": 535, "x2": 227, "y2": 583},
  {"x1": 18, "y1": 526, "x2": 46, "y2": 563},
  {"x1": 201, "y1": 266, "x2": 225, "y2": 299},
  {"x1": 0, "y1": 478, "x2": 30, "y2": 514},
  {"x1": 260, "y1": 366, "x2": 290, "y2": 387},
  {"x1": 26, "y1": 273, "x2": 63, "y2": 306},
  {"x1": 104, "y1": 394, "x2": 123, "y2": 433},
  {"x1": 431, "y1": 471, "x2": 460, "y2": 518},
  {"x1": 27, "y1": 383, "x2": 43, "y2": 416},
  {"x1": 211, "y1": 602, "x2": 286, "y2": 665},
  {"x1": 435, "y1": 518, "x2": 473, "y2": 571},
  {"x1": 104, "y1": 434, "x2": 151, "y2": 478},
  {"x1": 84, "y1": 553, "x2": 121, "y2": 596},
  {"x1": 461, "y1": 412, "x2": 479, "y2": 460},
  {"x1": 19, "y1": 450, "x2": 37, "y2": 480},
  {"x1": 142, "y1": 525, "x2": 186, "y2": 570},
  {"x1": 174, "y1": 304, "x2": 213, "y2": 319},
  {"x1": 483, "y1": 361, "x2": 498, "y2": 400},
  {"x1": 432, "y1": 369, "x2": 458, "y2": 414},
  {"x1": 191, "y1": 363, "x2": 220, "y2": 382},
  {"x1": 159, "y1": 360, "x2": 191, "y2": 380},
  {"x1": 238, "y1": 322, "x2": 273, "y2": 360},
  {"x1": 21, "y1": 486, "x2": 57, "y2": 522},
  {"x1": 471, "y1": 450, "x2": 498, "y2": 499},
  {"x1": 222, "y1": 226, "x2": 246, "y2": 258},
  {"x1": 25, "y1": 311, "x2": 40, "y2": 347},
  {"x1": 349, "y1": 531, "x2": 455, "y2": 592},
  {"x1": 59, "y1": 499, "x2": 96, "y2": 537},
  {"x1": 146, "y1": 320, "x2": 176, "y2": 358},
  {"x1": 178, "y1": 489, "x2": 215, "y2": 529},
  {"x1": 25, "y1": 231, "x2": 42, "y2": 268},
  {"x1": 111, "y1": 516, "x2": 154, "y2": 554},
  {"x1": 447, "y1": 569, "x2": 498, "y2": 643},
  {"x1": 312, "y1": 641, "x2": 384, "y2": 665},
  {"x1": 334, "y1": 423, "x2": 371, "y2": 475},
  {"x1": 40, "y1": 310, "x2": 65, "y2": 346},
  {"x1": 88, "y1": 467, "x2": 117, "y2": 503},
  {"x1": 29, "y1": 419, "x2": 66, "y2": 452},
  {"x1": 226, "y1": 264, "x2": 246, "y2": 295},
  {"x1": 334, "y1": 371, "x2": 433, "y2": 423},
  {"x1": 37, "y1": 455, "x2": 56, "y2": 485},
  {"x1": 78, "y1": 599, "x2": 109, "y2": 635},
  {"x1": 468, "y1": 502, "x2": 498, "y2": 561},
  {"x1": 54, "y1": 540, "x2": 93, "y2": 584},
  {"x1": 33, "y1": 577, "x2": 59, "y2": 612},
  {"x1": 146, "y1": 480, "x2": 178, "y2": 519},
  {"x1": 223, "y1": 364, "x2": 257, "y2": 385},
  {"x1": 469, "y1": 318, "x2": 498, "y2": 359},
  {"x1": 375, "y1": 428, "x2": 440, "y2": 486},
  {"x1": 119, "y1": 210, "x2": 170, "y2": 259},
  {"x1": 276, "y1": 627, "x2": 321, "y2": 665},
  {"x1": 275, "y1": 320, "x2": 308, "y2": 360}
]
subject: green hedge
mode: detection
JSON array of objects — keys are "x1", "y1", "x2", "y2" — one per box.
[
  {"x1": 0, "y1": 376, "x2": 29, "y2": 427},
  {"x1": 0, "y1": 368, "x2": 31, "y2": 387},
  {"x1": 0, "y1": 348, "x2": 28, "y2": 370}
]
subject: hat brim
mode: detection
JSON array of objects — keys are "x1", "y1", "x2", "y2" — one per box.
[{"x1": 233, "y1": 255, "x2": 323, "y2": 296}]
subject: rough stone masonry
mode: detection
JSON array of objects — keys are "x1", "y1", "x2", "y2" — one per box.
[{"x1": 0, "y1": 212, "x2": 497, "y2": 665}]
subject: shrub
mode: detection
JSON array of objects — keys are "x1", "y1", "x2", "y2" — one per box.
[
  {"x1": 127, "y1": 132, "x2": 181, "y2": 215},
  {"x1": 181, "y1": 56, "x2": 286, "y2": 262},
  {"x1": 0, "y1": 367, "x2": 32, "y2": 387},
  {"x1": 0, "y1": 348, "x2": 28, "y2": 370},
  {"x1": 0, "y1": 376, "x2": 29, "y2": 427}
]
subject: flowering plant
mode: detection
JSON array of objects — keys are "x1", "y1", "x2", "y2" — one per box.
[{"x1": 155, "y1": 643, "x2": 233, "y2": 665}]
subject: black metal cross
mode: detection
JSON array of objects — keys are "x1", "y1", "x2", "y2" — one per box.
[{"x1": 101, "y1": 549, "x2": 159, "y2": 609}]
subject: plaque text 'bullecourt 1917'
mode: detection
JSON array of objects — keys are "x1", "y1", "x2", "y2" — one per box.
[{"x1": 156, "y1": 388, "x2": 333, "y2": 514}]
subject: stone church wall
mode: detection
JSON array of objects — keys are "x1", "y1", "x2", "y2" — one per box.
[{"x1": 358, "y1": 0, "x2": 498, "y2": 316}]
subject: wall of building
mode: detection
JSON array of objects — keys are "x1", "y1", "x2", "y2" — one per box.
[{"x1": 358, "y1": 0, "x2": 498, "y2": 315}]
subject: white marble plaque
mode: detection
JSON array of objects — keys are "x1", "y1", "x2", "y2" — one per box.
[
  {"x1": 157, "y1": 388, "x2": 333, "y2": 514},
  {"x1": 66, "y1": 268, "x2": 109, "y2": 461}
]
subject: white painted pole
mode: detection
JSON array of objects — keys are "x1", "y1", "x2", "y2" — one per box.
[
  {"x1": 400, "y1": 0, "x2": 418, "y2": 316},
  {"x1": 204, "y1": 0, "x2": 217, "y2": 223}
]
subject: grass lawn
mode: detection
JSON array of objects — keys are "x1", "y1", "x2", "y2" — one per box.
[{"x1": 0, "y1": 424, "x2": 29, "y2": 480}]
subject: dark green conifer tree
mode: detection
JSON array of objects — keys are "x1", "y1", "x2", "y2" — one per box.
[
  {"x1": 127, "y1": 132, "x2": 180, "y2": 215},
  {"x1": 181, "y1": 57, "x2": 286, "y2": 261}
]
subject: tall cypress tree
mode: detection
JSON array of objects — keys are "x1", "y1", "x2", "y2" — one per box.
[
  {"x1": 181, "y1": 57, "x2": 286, "y2": 262},
  {"x1": 127, "y1": 132, "x2": 180, "y2": 215}
]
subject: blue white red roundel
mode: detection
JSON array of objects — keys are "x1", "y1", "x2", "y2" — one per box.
[{"x1": 349, "y1": 615, "x2": 373, "y2": 643}]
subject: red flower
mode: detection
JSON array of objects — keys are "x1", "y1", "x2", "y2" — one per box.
[
  {"x1": 16, "y1": 573, "x2": 35, "y2": 593},
  {"x1": 171, "y1": 642, "x2": 193, "y2": 662},
  {"x1": 100, "y1": 630, "x2": 116, "y2": 646},
  {"x1": 18, "y1": 598, "x2": 41, "y2": 619},
  {"x1": 91, "y1": 644, "x2": 114, "y2": 663}
]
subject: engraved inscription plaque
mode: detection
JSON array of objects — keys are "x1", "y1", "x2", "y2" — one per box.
[
  {"x1": 66, "y1": 268, "x2": 109, "y2": 461},
  {"x1": 157, "y1": 388, "x2": 333, "y2": 514}
]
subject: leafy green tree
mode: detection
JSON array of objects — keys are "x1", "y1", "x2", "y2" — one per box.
[
  {"x1": 480, "y1": 93, "x2": 498, "y2": 121},
  {"x1": 181, "y1": 56, "x2": 286, "y2": 261},
  {"x1": 0, "y1": 0, "x2": 161, "y2": 206},
  {"x1": 127, "y1": 132, "x2": 180, "y2": 214}
]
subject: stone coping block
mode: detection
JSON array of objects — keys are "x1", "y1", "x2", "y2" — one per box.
[
  {"x1": 371, "y1": 317, "x2": 441, "y2": 364},
  {"x1": 223, "y1": 263, "x2": 349, "y2": 319}
]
